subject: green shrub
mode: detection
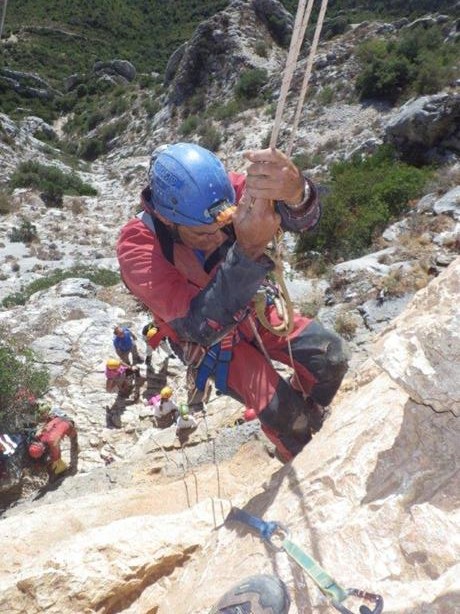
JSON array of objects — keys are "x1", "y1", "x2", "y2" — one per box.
[
  {"x1": 186, "y1": 90, "x2": 207, "y2": 115},
  {"x1": 318, "y1": 86, "x2": 334, "y2": 106},
  {"x1": 180, "y1": 115, "x2": 200, "y2": 136},
  {"x1": 210, "y1": 99, "x2": 243, "y2": 121},
  {"x1": 9, "y1": 161, "x2": 97, "y2": 196},
  {"x1": 40, "y1": 184, "x2": 64, "y2": 208},
  {"x1": 144, "y1": 97, "x2": 160, "y2": 117},
  {"x1": 79, "y1": 138, "x2": 103, "y2": 161},
  {"x1": 78, "y1": 120, "x2": 124, "y2": 161},
  {"x1": 0, "y1": 191, "x2": 12, "y2": 214},
  {"x1": 198, "y1": 122, "x2": 221, "y2": 152},
  {"x1": 356, "y1": 55, "x2": 413, "y2": 103},
  {"x1": 292, "y1": 152, "x2": 312, "y2": 170},
  {"x1": 0, "y1": 333, "x2": 50, "y2": 431},
  {"x1": 295, "y1": 145, "x2": 432, "y2": 261},
  {"x1": 323, "y1": 16, "x2": 349, "y2": 40},
  {"x1": 355, "y1": 25, "x2": 459, "y2": 103},
  {"x1": 76, "y1": 83, "x2": 88, "y2": 98},
  {"x1": 8, "y1": 218, "x2": 38, "y2": 243},
  {"x1": 109, "y1": 97, "x2": 129, "y2": 116},
  {"x1": 2, "y1": 266, "x2": 120, "y2": 308},
  {"x1": 254, "y1": 41, "x2": 268, "y2": 58},
  {"x1": 235, "y1": 68, "x2": 268, "y2": 100},
  {"x1": 86, "y1": 110, "x2": 105, "y2": 131}
]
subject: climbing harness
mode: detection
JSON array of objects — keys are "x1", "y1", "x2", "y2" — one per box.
[
  {"x1": 227, "y1": 507, "x2": 384, "y2": 614},
  {"x1": 195, "y1": 329, "x2": 238, "y2": 394}
]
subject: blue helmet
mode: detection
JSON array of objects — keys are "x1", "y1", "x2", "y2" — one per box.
[{"x1": 149, "y1": 143, "x2": 236, "y2": 226}]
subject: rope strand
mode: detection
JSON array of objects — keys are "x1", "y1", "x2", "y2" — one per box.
[
  {"x1": 270, "y1": 0, "x2": 315, "y2": 149},
  {"x1": 287, "y1": 0, "x2": 329, "y2": 156}
]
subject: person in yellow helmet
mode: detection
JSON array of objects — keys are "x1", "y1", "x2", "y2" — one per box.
[
  {"x1": 142, "y1": 321, "x2": 174, "y2": 367},
  {"x1": 160, "y1": 386, "x2": 173, "y2": 399},
  {"x1": 144, "y1": 385, "x2": 178, "y2": 427},
  {"x1": 105, "y1": 358, "x2": 143, "y2": 401}
]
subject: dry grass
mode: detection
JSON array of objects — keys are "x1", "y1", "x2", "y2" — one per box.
[
  {"x1": 0, "y1": 191, "x2": 13, "y2": 215},
  {"x1": 298, "y1": 289, "x2": 324, "y2": 318},
  {"x1": 377, "y1": 262, "x2": 432, "y2": 297},
  {"x1": 334, "y1": 309, "x2": 358, "y2": 339},
  {"x1": 69, "y1": 198, "x2": 85, "y2": 215}
]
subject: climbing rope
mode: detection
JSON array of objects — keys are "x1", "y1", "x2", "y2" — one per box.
[
  {"x1": 270, "y1": 0, "x2": 315, "y2": 149},
  {"x1": 252, "y1": 0, "x2": 328, "y2": 397},
  {"x1": 258, "y1": 0, "x2": 328, "y2": 337},
  {"x1": 287, "y1": 0, "x2": 329, "y2": 156}
]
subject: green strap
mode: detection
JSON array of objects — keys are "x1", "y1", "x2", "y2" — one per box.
[{"x1": 282, "y1": 538, "x2": 348, "y2": 603}]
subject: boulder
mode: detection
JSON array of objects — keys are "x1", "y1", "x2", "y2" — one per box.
[
  {"x1": 93, "y1": 59, "x2": 137, "y2": 82},
  {"x1": 384, "y1": 93, "x2": 460, "y2": 164}
]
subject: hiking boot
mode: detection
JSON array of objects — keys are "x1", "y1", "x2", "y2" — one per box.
[
  {"x1": 306, "y1": 399, "x2": 329, "y2": 434},
  {"x1": 290, "y1": 398, "x2": 327, "y2": 440},
  {"x1": 210, "y1": 574, "x2": 290, "y2": 613}
]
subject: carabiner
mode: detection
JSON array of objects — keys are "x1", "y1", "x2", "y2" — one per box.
[
  {"x1": 332, "y1": 588, "x2": 384, "y2": 614},
  {"x1": 265, "y1": 524, "x2": 290, "y2": 552}
]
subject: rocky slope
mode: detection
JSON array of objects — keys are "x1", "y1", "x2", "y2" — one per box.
[
  {"x1": 0, "y1": 1, "x2": 459, "y2": 612},
  {"x1": 0, "y1": 259, "x2": 458, "y2": 613}
]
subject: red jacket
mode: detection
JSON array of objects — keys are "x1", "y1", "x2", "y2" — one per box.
[
  {"x1": 38, "y1": 417, "x2": 76, "y2": 462},
  {"x1": 117, "y1": 172, "x2": 321, "y2": 351}
]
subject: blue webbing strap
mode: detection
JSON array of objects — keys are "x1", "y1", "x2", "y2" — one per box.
[
  {"x1": 195, "y1": 334, "x2": 234, "y2": 394},
  {"x1": 228, "y1": 506, "x2": 279, "y2": 540}
]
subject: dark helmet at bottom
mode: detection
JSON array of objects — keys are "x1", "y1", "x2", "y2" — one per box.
[{"x1": 149, "y1": 143, "x2": 236, "y2": 226}]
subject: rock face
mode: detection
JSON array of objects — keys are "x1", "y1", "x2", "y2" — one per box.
[
  {"x1": 0, "y1": 68, "x2": 59, "y2": 99},
  {"x1": 1, "y1": 259, "x2": 458, "y2": 613},
  {"x1": 164, "y1": 0, "x2": 290, "y2": 105},
  {"x1": 384, "y1": 92, "x2": 460, "y2": 164}
]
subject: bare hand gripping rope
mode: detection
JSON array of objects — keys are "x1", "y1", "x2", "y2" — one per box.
[
  {"x1": 257, "y1": 0, "x2": 329, "y2": 337},
  {"x1": 227, "y1": 507, "x2": 384, "y2": 614}
]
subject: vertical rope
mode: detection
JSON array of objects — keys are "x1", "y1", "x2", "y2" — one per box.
[
  {"x1": 287, "y1": 0, "x2": 329, "y2": 156},
  {"x1": 270, "y1": 0, "x2": 315, "y2": 149}
]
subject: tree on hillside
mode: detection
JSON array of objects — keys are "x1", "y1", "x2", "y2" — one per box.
[{"x1": 0, "y1": 332, "x2": 49, "y2": 432}]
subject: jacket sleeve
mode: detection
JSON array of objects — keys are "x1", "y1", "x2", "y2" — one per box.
[
  {"x1": 229, "y1": 171, "x2": 321, "y2": 233},
  {"x1": 117, "y1": 219, "x2": 273, "y2": 347}
]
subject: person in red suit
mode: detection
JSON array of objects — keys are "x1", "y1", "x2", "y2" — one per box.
[{"x1": 28, "y1": 414, "x2": 78, "y2": 478}]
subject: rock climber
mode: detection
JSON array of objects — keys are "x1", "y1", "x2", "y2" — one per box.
[{"x1": 117, "y1": 142, "x2": 348, "y2": 462}]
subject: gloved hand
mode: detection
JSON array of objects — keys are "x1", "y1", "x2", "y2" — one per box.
[{"x1": 51, "y1": 459, "x2": 68, "y2": 475}]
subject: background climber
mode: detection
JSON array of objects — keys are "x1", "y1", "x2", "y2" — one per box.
[
  {"x1": 175, "y1": 403, "x2": 198, "y2": 433},
  {"x1": 145, "y1": 385, "x2": 179, "y2": 427},
  {"x1": 142, "y1": 321, "x2": 173, "y2": 367},
  {"x1": 28, "y1": 413, "x2": 78, "y2": 480},
  {"x1": 113, "y1": 325, "x2": 142, "y2": 365},
  {"x1": 105, "y1": 358, "x2": 143, "y2": 402}
]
